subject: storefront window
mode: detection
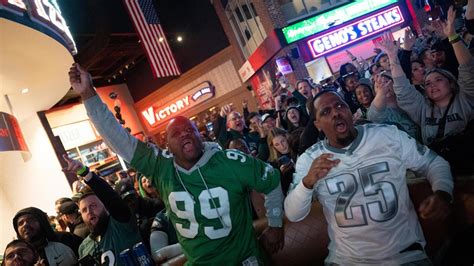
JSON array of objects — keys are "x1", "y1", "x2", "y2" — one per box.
[
  {"x1": 66, "y1": 140, "x2": 117, "y2": 168},
  {"x1": 279, "y1": 0, "x2": 351, "y2": 23},
  {"x1": 225, "y1": 0, "x2": 267, "y2": 58}
]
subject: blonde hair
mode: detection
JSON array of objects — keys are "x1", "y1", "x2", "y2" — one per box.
[{"x1": 267, "y1": 127, "x2": 289, "y2": 162}]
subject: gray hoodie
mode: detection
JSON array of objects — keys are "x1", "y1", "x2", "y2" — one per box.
[{"x1": 393, "y1": 59, "x2": 474, "y2": 144}]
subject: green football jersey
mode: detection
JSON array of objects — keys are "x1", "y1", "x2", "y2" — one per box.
[
  {"x1": 78, "y1": 215, "x2": 142, "y2": 265},
  {"x1": 131, "y1": 141, "x2": 280, "y2": 265}
]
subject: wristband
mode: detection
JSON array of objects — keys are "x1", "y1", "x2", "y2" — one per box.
[
  {"x1": 76, "y1": 165, "x2": 90, "y2": 177},
  {"x1": 448, "y1": 33, "x2": 460, "y2": 41},
  {"x1": 448, "y1": 34, "x2": 461, "y2": 44}
]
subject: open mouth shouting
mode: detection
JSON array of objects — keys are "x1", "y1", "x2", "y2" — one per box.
[
  {"x1": 182, "y1": 139, "x2": 194, "y2": 152},
  {"x1": 88, "y1": 215, "x2": 97, "y2": 224},
  {"x1": 334, "y1": 120, "x2": 347, "y2": 134}
]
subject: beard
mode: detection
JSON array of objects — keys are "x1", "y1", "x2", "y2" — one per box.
[{"x1": 87, "y1": 211, "x2": 109, "y2": 238}]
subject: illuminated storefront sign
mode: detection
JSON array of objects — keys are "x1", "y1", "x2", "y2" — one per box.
[
  {"x1": 281, "y1": 0, "x2": 398, "y2": 44},
  {"x1": 142, "y1": 81, "x2": 215, "y2": 128},
  {"x1": 307, "y1": 6, "x2": 404, "y2": 58},
  {"x1": 0, "y1": 0, "x2": 77, "y2": 54}
]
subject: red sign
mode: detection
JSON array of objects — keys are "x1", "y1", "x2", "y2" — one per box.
[
  {"x1": 141, "y1": 81, "x2": 215, "y2": 128},
  {"x1": 0, "y1": 112, "x2": 29, "y2": 153},
  {"x1": 307, "y1": 6, "x2": 404, "y2": 58}
]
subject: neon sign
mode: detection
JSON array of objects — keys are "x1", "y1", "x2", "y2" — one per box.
[
  {"x1": 142, "y1": 81, "x2": 215, "y2": 128},
  {"x1": 281, "y1": 0, "x2": 398, "y2": 44},
  {"x1": 307, "y1": 6, "x2": 404, "y2": 58},
  {"x1": 0, "y1": 0, "x2": 77, "y2": 54}
]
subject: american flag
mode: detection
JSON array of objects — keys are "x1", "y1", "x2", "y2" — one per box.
[{"x1": 124, "y1": 0, "x2": 181, "y2": 78}]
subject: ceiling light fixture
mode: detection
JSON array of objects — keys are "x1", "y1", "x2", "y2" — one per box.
[
  {"x1": 177, "y1": 36, "x2": 183, "y2": 42},
  {"x1": 20, "y1": 88, "x2": 29, "y2": 94}
]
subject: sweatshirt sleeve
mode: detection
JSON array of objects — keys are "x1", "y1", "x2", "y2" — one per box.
[
  {"x1": 367, "y1": 105, "x2": 388, "y2": 124},
  {"x1": 84, "y1": 95, "x2": 137, "y2": 162},
  {"x1": 457, "y1": 58, "x2": 474, "y2": 99},
  {"x1": 397, "y1": 128, "x2": 453, "y2": 196},
  {"x1": 85, "y1": 173, "x2": 131, "y2": 222},
  {"x1": 392, "y1": 76, "x2": 426, "y2": 126},
  {"x1": 284, "y1": 151, "x2": 315, "y2": 222},
  {"x1": 284, "y1": 182, "x2": 314, "y2": 222}
]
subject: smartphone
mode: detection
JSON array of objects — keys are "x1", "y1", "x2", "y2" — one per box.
[
  {"x1": 278, "y1": 155, "x2": 291, "y2": 165},
  {"x1": 206, "y1": 122, "x2": 214, "y2": 132}
]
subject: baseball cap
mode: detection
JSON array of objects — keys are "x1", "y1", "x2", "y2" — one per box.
[
  {"x1": 115, "y1": 180, "x2": 137, "y2": 199},
  {"x1": 59, "y1": 201, "x2": 79, "y2": 215},
  {"x1": 261, "y1": 113, "x2": 274, "y2": 123}
]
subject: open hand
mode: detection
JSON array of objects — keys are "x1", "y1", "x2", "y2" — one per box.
[
  {"x1": 401, "y1": 28, "x2": 416, "y2": 51},
  {"x1": 376, "y1": 32, "x2": 398, "y2": 59},
  {"x1": 430, "y1": 19, "x2": 447, "y2": 39},
  {"x1": 219, "y1": 104, "x2": 233, "y2": 117},
  {"x1": 441, "y1": 6, "x2": 456, "y2": 38}
]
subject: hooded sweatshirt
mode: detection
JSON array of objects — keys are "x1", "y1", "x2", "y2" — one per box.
[{"x1": 13, "y1": 207, "x2": 82, "y2": 266}]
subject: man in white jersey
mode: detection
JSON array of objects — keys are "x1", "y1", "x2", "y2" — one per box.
[{"x1": 285, "y1": 90, "x2": 453, "y2": 265}]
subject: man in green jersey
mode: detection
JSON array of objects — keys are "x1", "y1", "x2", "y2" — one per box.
[{"x1": 68, "y1": 63, "x2": 284, "y2": 265}]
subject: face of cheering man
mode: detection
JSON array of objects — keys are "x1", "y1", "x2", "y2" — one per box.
[
  {"x1": 226, "y1": 111, "x2": 245, "y2": 132},
  {"x1": 296, "y1": 80, "x2": 312, "y2": 98},
  {"x1": 3, "y1": 241, "x2": 38, "y2": 266},
  {"x1": 79, "y1": 195, "x2": 109, "y2": 236},
  {"x1": 16, "y1": 215, "x2": 43, "y2": 244},
  {"x1": 166, "y1": 116, "x2": 205, "y2": 170},
  {"x1": 313, "y1": 92, "x2": 357, "y2": 148}
]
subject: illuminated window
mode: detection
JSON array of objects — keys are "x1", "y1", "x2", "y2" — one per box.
[
  {"x1": 224, "y1": 0, "x2": 267, "y2": 58},
  {"x1": 279, "y1": 0, "x2": 351, "y2": 23}
]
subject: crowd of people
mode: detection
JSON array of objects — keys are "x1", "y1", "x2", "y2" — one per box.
[{"x1": 2, "y1": 3, "x2": 474, "y2": 266}]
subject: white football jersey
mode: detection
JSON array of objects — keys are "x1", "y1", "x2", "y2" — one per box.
[{"x1": 286, "y1": 124, "x2": 453, "y2": 265}]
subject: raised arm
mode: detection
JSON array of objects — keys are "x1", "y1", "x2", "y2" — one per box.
[
  {"x1": 442, "y1": 6, "x2": 472, "y2": 66},
  {"x1": 63, "y1": 155, "x2": 131, "y2": 222},
  {"x1": 377, "y1": 32, "x2": 425, "y2": 125},
  {"x1": 215, "y1": 104, "x2": 232, "y2": 147},
  {"x1": 69, "y1": 64, "x2": 137, "y2": 162}
]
